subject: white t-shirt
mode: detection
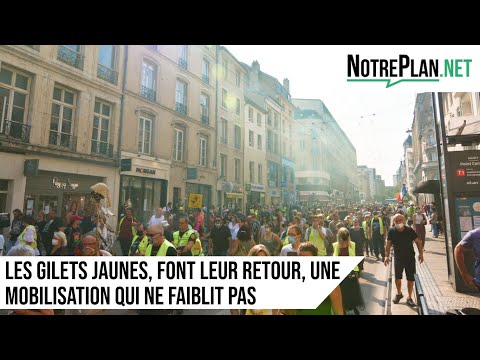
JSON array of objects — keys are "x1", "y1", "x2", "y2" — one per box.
[
  {"x1": 149, "y1": 215, "x2": 165, "y2": 226},
  {"x1": 415, "y1": 214, "x2": 424, "y2": 225},
  {"x1": 280, "y1": 244, "x2": 299, "y2": 256},
  {"x1": 228, "y1": 222, "x2": 239, "y2": 240}
]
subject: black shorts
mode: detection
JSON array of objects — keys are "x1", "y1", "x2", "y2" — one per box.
[{"x1": 394, "y1": 257, "x2": 415, "y2": 281}]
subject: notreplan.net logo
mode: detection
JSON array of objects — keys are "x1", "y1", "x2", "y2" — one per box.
[{"x1": 347, "y1": 54, "x2": 472, "y2": 88}]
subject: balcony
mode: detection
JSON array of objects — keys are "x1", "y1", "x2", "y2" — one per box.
[
  {"x1": 57, "y1": 46, "x2": 84, "y2": 70},
  {"x1": 97, "y1": 64, "x2": 118, "y2": 85},
  {"x1": 202, "y1": 74, "x2": 209, "y2": 84},
  {"x1": 178, "y1": 58, "x2": 188, "y2": 70},
  {"x1": 140, "y1": 86, "x2": 156, "y2": 102},
  {"x1": 1, "y1": 120, "x2": 31, "y2": 143},
  {"x1": 176, "y1": 102, "x2": 187, "y2": 116},
  {"x1": 49, "y1": 131, "x2": 77, "y2": 151},
  {"x1": 201, "y1": 114, "x2": 209, "y2": 125},
  {"x1": 91, "y1": 140, "x2": 113, "y2": 158}
]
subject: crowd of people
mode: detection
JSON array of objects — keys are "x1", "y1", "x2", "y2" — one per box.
[{"x1": 0, "y1": 199, "x2": 442, "y2": 315}]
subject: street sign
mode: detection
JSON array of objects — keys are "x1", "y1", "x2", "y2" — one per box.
[
  {"x1": 449, "y1": 150, "x2": 480, "y2": 192},
  {"x1": 120, "y1": 158, "x2": 132, "y2": 172},
  {"x1": 187, "y1": 168, "x2": 197, "y2": 180}
]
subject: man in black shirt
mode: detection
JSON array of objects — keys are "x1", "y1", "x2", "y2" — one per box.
[
  {"x1": 205, "y1": 215, "x2": 231, "y2": 256},
  {"x1": 42, "y1": 209, "x2": 62, "y2": 255},
  {"x1": 385, "y1": 213, "x2": 424, "y2": 307}
]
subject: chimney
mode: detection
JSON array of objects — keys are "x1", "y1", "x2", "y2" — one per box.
[
  {"x1": 250, "y1": 60, "x2": 260, "y2": 84},
  {"x1": 283, "y1": 78, "x2": 290, "y2": 92},
  {"x1": 251, "y1": 60, "x2": 260, "y2": 73}
]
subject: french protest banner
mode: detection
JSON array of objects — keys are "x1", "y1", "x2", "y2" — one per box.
[{"x1": 0, "y1": 257, "x2": 362, "y2": 310}]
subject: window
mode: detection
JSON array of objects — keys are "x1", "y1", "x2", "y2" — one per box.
[
  {"x1": 178, "y1": 45, "x2": 188, "y2": 70},
  {"x1": 257, "y1": 134, "x2": 262, "y2": 150},
  {"x1": 57, "y1": 45, "x2": 83, "y2": 70},
  {"x1": 267, "y1": 130, "x2": 272, "y2": 151},
  {"x1": 220, "y1": 118, "x2": 228, "y2": 144},
  {"x1": 222, "y1": 60, "x2": 228, "y2": 79},
  {"x1": 138, "y1": 114, "x2": 153, "y2": 155},
  {"x1": 235, "y1": 159, "x2": 240, "y2": 181},
  {"x1": 282, "y1": 142, "x2": 286, "y2": 155},
  {"x1": 282, "y1": 119, "x2": 285, "y2": 133},
  {"x1": 274, "y1": 112, "x2": 279, "y2": 128},
  {"x1": 258, "y1": 164, "x2": 262, "y2": 184},
  {"x1": 234, "y1": 125, "x2": 241, "y2": 149},
  {"x1": 49, "y1": 85, "x2": 76, "y2": 149},
  {"x1": 461, "y1": 92, "x2": 472, "y2": 116},
  {"x1": 97, "y1": 45, "x2": 118, "y2": 85},
  {"x1": 313, "y1": 157, "x2": 321, "y2": 170},
  {"x1": 200, "y1": 93, "x2": 209, "y2": 125},
  {"x1": 268, "y1": 161, "x2": 278, "y2": 187},
  {"x1": 249, "y1": 161, "x2": 254, "y2": 183},
  {"x1": 199, "y1": 136, "x2": 207, "y2": 167},
  {"x1": 91, "y1": 100, "x2": 112, "y2": 157},
  {"x1": 173, "y1": 128, "x2": 184, "y2": 162},
  {"x1": 427, "y1": 131, "x2": 435, "y2": 146},
  {"x1": 220, "y1": 154, "x2": 227, "y2": 178},
  {"x1": 274, "y1": 133, "x2": 279, "y2": 154},
  {"x1": 428, "y1": 151, "x2": 437, "y2": 161},
  {"x1": 300, "y1": 140, "x2": 305, "y2": 150},
  {"x1": 248, "y1": 108, "x2": 253, "y2": 122},
  {"x1": 141, "y1": 61, "x2": 156, "y2": 102},
  {"x1": 176, "y1": 79, "x2": 188, "y2": 115},
  {"x1": 236, "y1": 98, "x2": 240, "y2": 115},
  {"x1": 249, "y1": 130, "x2": 254, "y2": 147},
  {"x1": 235, "y1": 71, "x2": 241, "y2": 87},
  {"x1": 0, "y1": 66, "x2": 31, "y2": 143},
  {"x1": 257, "y1": 113, "x2": 262, "y2": 126},
  {"x1": 202, "y1": 59, "x2": 210, "y2": 84},
  {"x1": 222, "y1": 89, "x2": 227, "y2": 109},
  {"x1": 267, "y1": 110, "x2": 272, "y2": 125}
]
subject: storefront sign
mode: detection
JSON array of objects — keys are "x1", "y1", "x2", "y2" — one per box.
[
  {"x1": 136, "y1": 167, "x2": 156, "y2": 176},
  {"x1": 450, "y1": 150, "x2": 480, "y2": 192},
  {"x1": 250, "y1": 184, "x2": 265, "y2": 192},
  {"x1": 52, "y1": 177, "x2": 79, "y2": 190}
]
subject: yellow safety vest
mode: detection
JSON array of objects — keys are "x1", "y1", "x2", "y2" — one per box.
[
  {"x1": 119, "y1": 216, "x2": 137, "y2": 237},
  {"x1": 19, "y1": 225, "x2": 38, "y2": 250},
  {"x1": 370, "y1": 217, "x2": 384, "y2": 236},
  {"x1": 332, "y1": 242, "x2": 359, "y2": 272},
  {"x1": 129, "y1": 234, "x2": 149, "y2": 256},
  {"x1": 362, "y1": 221, "x2": 369, "y2": 238},
  {"x1": 173, "y1": 230, "x2": 203, "y2": 256},
  {"x1": 308, "y1": 228, "x2": 327, "y2": 256},
  {"x1": 145, "y1": 239, "x2": 176, "y2": 256}
]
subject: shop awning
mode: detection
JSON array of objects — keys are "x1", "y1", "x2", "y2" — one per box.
[
  {"x1": 226, "y1": 192, "x2": 243, "y2": 199},
  {"x1": 412, "y1": 180, "x2": 440, "y2": 194}
]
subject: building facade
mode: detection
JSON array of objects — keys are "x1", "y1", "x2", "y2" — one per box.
[{"x1": 0, "y1": 45, "x2": 122, "y2": 230}]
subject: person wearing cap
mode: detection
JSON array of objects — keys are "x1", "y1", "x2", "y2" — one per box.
[
  {"x1": 65, "y1": 214, "x2": 84, "y2": 256},
  {"x1": 16, "y1": 215, "x2": 40, "y2": 256},
  {"x1": 370, "y1": 210, "x2": 387, "y2": 262},
  {"x1": 51, "y1": 231, "x2": 69, "y2": 256}
]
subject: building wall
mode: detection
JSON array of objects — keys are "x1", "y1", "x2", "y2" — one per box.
[{"x1": 0, "y1": 45, "x2": 122, "y2": 227}]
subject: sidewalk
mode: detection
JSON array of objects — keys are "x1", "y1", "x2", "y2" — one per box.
[{"x1": 390, "y1": 227, "x2": 480, "y2": 315}]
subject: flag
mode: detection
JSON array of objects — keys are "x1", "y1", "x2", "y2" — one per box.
[
  {"x1": 401, "y1": 184, "x2": 407, "y2": 199},
  {"x1": 396, "y1": 193, "x2": 402, "y2": 202}
]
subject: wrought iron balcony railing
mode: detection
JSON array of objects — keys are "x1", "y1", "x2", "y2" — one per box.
[
  {"x1": 178, "y1": 58, "x2": 188, "y2": 70},
  {"x1": 49, "y1": 131, "x2": 76, "y2": 150},
  {"x1": 57, "y1": 46, "x2": 84, "y2": 70},
  {"x1": 97, "y1": 64, "x2": 119, "y2": 85},
  {"x1": 91, "y1": 140, "x2": 113, "y2": 158},
  {"x1": 176, "y1": 102, "x2": 187, "y2": 116},
  {"x1": 0, "y1": 120, "x2": 31, "y2": 143},
  {"x1": 140, "y1": 86, "x2": 156, "y2": 102}
]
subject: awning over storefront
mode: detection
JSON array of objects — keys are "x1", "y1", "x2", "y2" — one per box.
[
  {"x1": 225, "y1": 192, "x2": 243, "y2": 199},
  {"x1": 412, "y1": 180, "x2": 440, "y2": 194}
]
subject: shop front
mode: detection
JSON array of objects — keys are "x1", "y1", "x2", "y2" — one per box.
[
  {"x1": 24, "y1": 171, "x2": 104, "y2": 218},
  {"x1": 217, "y1": 180, "x2": 243, "y2": 211},
  {"x1": 120, "y1": 159, "x2": 169, "y2": 224},
  {"x1": 245, "y1": 183, "x2": 265, "y2": 208}
]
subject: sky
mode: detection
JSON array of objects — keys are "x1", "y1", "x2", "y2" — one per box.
[{"x1": 226, "y1": 45, "x2": 417, "y2": 187}]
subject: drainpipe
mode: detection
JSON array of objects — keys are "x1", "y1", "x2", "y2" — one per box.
[
  {"x1": 215, "y1": 45, "x2": 219, "y2": 209},
  {"x1": 118, "y1": 45, "x2": 128, "y2": 167}
]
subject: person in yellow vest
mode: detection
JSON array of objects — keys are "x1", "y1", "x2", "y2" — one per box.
[
  {"x1": 333, "y1": 227, "x2": 364, "y2": 315},
  {"x1": 129, "y1": 223, "x2": 150, "y2": 256},
  {"x1": 303, "y1": 214, "x2": 333, "y2": 256},
  {"x1": 145, "y1": 223, "x2": 177, "y2": 256},
  {"x1": 370, "y1": 210, "x2": 387, "y2": 262},
  {"x1": 16, "y1": 215, "x2": 39, "y2": 256},
  {"x1": 362, "y1": 213, "x2": 373, "y2": 257},
  {"x1": 173, "y1": 215, "x2": 203, "y2": 256},
  {"x1": 117, "y1": 208, "x2": 138, "y2": 256}
]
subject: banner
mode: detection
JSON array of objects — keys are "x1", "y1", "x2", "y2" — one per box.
[{"x1": 188, "y1": 193, "x2": 203, "y2": 208}]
